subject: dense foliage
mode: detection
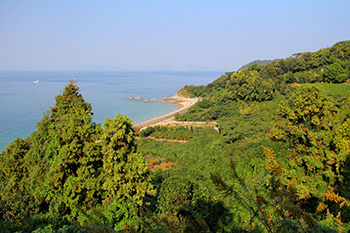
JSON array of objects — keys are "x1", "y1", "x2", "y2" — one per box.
[
  {"x1": 170, "y1": 40, "x2": 350, "y2": 231},
  {"x1": 139, "y1": 125, "x2": 217, "y2": 141},
  {"x1": 177, "y1": 40, "x2": 350, "y2": 100},
  {"x1": 1, "y1": 40, "x2": 350, "y2": 232},
  {"x1": 0, "y1": 84, "x2": 154, "y2": 232}
]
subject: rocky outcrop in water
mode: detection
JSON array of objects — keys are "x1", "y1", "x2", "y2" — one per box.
[{"x1": 128, "y1": 96, "x2": 142, "y2": 101}]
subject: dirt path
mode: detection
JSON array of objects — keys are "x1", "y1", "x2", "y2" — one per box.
[{"x1": 135, "y1": 136, "x2": 188, "y2": 143}]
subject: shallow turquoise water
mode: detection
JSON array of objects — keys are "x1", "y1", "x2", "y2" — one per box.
[{"x1": 0, "y1": 70, "x2": 222, "y2": 151}]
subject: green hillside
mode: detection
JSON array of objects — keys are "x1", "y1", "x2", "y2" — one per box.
[
  {"x1": 144, "y1": 40, "x2": 350, "y2": 232},
  {"x1": 1, "y1": 41, "x2": 350, "y2": 232},
  {"x1": 177, "y1": 40, "x2": 350, "y2": 120}
]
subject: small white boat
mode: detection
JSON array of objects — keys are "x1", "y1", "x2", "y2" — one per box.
[{"x1": 33, "y1": 80, "x2": 39, "y2": 84}]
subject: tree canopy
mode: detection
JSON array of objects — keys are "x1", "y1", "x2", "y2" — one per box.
[
  {"x1": 0, "y1": 84, "x2": 154, "y2": 231},
  {"x1": 2, "y1": 41, "x2": 350, "y2": 232}
]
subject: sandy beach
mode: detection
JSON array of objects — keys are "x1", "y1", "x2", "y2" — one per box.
[{"x1": 133, "y1": 95, "x2": 201, "y2": 130}]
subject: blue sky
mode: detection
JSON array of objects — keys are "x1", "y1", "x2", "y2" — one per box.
[{"x1": 0, "y1": 0, "x2": 349, "y2": 71}]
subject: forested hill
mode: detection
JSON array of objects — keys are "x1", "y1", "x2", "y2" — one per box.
[
  {"x1": 2, "y1": 41, "x2": 350, "y2": 232},
  {"x1": 178, "y1": 40, "x2": 350, "y2": 102},
  {"x1": 167, "y1": 40, "x2": 350, "y2": 232},
  {"x1": 237, "y1": 59, "x2": 273, "y2": 71}
]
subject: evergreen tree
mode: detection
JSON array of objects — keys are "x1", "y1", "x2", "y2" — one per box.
[
  {"x1": 0, "y1": 138, "x2": 33, "y2": 220},
  {"x1": 100, "y1": 114, "x2": 155, "y2": 230},
  {"x1": 30, "y1": 84, "x2": 103, "y2": 219},
  {"x1": 0, "y1": 83, "x2": 154, "y2": 231}
]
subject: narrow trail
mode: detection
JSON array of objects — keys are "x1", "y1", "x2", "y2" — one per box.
[{"x1": 135, "y1": 136, "x2": 188, "y2": 143}]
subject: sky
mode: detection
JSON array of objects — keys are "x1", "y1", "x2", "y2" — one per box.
[{"x1": 0, "y1": 0, "x2": 349, "y2": 71}]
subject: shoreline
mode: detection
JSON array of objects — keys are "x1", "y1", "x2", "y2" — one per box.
[{"x1": 133, "y1": 95, "x2": 201, "y2": 130}]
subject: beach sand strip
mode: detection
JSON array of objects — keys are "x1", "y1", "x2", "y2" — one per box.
[{"x1": 133, "y1": 96, "x2": 201, "y2": 130}]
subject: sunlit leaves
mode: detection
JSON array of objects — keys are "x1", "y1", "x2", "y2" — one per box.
[
  {"x1": 272, "y1": 85, "x2": 350, "y2": 209},
  {"x1": 226, "y1": 70, "x2": 276, "y2": 102}
]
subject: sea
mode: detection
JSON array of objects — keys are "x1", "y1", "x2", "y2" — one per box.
[{"x1": 0, "y1": 70, "x2": 223, "y2": 152}]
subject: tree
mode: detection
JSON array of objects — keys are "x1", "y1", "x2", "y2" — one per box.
[
  {"x1": 157, "y1": 176, "x2": 228, "y2": 232},
  {"x1": 323, "y1": 62, "x2": 349, "y2": 83},
  {"x1": 100, "y1": 114, "x2": 155, "y2": 230},
  {"x1": 211, "y1": 147, "x2": 342, "y2": 232},
  {"x1": 333, "y1": 118, "x2": 350, "y2": 221},
  {"x1": 0, "y1": 83, "x2": 154, "y2": 231},
  {"x1": 29, "y1": 84, "x2": 103, "y2": 219},
  {"x1": 225, "y1": 69, "x2": 276, "y2": 102},
  {"x1": 0, "y1": 138, "x2": 33, "y2": 221},
  {"x1": 272, "y1": 85, "x2": 347, "y2": 208}
]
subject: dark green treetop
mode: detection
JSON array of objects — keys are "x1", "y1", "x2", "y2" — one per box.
[{"x1": 0, "y1": 83, "x2": 154, "y2": 231}]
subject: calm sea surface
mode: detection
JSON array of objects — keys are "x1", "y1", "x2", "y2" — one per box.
[{"x1": 0, "y1": 71, "x2": 223, "y2": 152}]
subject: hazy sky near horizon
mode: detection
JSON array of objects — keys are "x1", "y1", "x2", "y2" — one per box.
[{"x1": 0, "y1": 1, "x2": 349, "y2": 71}]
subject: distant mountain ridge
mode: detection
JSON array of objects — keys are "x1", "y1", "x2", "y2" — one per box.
[
  {"x1": 144, "y1": 64, "x2": 225, "y2": 71},
  {"x1": 237, "y1": 59, "x2": 274, "y2": 71}
]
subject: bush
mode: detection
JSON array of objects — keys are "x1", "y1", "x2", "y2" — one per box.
[{"x1": 323, "y1": 62, "x2": 349, "y2": 83}]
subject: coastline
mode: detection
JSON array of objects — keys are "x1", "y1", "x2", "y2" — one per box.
[
  {"x1": 0, "y1": 70, "x2": 222, "y2": 152},
  {"x1": 133, "y1": 95, "x2": 201, "y2": 130}
]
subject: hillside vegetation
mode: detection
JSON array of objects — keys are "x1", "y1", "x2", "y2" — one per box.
[{"x1": 1, "y1": 41, "x2": 350, "y2": 232}]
